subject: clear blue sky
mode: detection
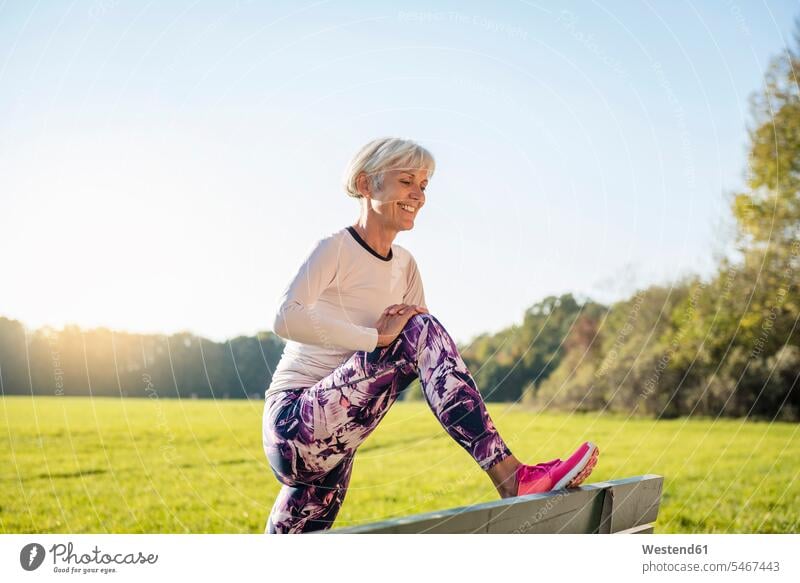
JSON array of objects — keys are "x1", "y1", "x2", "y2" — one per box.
[{"x1": 1, "y1": 0, "x2": 797, "y2": 344}]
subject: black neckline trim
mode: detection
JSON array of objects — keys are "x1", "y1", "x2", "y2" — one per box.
[{"x1": 346, "y1": 226, "x2": 393, "y2": 261}]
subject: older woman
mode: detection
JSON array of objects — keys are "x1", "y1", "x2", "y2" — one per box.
[{"x1": 262, "y1": 137, "x2": 599, "y2": 533}]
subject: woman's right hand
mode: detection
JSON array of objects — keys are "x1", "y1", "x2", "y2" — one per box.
[{"x1": 374, "y1": 304, "x2": 428, "y2": 347}]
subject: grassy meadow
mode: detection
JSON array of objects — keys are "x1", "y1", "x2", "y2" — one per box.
[{"x1": 1, "y1": 396, "x2": 798, "y2": 533}]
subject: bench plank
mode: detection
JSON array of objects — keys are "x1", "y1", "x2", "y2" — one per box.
[
  {"x1": 596, "y1": 474, "x2": 663, "y2": 533},
  {"x1": 323, "y1": 474, "x2": 663, "y2": 534}
]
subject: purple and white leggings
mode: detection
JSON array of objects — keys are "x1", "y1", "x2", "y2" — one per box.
[{"x1": 261, "y1": 313, "x2": 513, "y2": 533}]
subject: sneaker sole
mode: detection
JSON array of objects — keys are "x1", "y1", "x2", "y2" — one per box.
[{"x1": 553, "y1": 442, "x2": 599, "y2": 490}]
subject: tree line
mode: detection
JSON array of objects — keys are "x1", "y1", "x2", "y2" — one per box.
[{"x1": 0, "y1": 320, "x2": 284, "y2": 400}]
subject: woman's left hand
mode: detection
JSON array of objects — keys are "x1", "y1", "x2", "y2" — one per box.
[{"x1": 382, "y1": 303, "x2": 428, "y2": 316}]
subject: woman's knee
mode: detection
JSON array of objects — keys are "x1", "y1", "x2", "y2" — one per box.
[
  {"x1": 264, "y1": 441, "x2": 301, "y2": 487},
  {"x1": 267, "y1": 458, "x2": 353, "y2": 533},
  {"x1": 403, "y1": 311, "x2": 439, "y2": 332},
  {"x1": 402, "y1": 312, "x2": 450, "y2": 345},
  {"x1": 400, "y1": 311, "x2": 461, "y2": 365},
  {"x1": 412, "y1": 311, "x2": 435, "y2": 322}
]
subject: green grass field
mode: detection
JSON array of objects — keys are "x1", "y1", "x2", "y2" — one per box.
[{"x1": 1, "y1": 396, "x2": 798, "y2": 533}]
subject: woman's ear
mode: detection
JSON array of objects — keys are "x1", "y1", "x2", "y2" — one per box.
[{"x1": 355, "y1": 172, "x2": 371, "y2": 199}]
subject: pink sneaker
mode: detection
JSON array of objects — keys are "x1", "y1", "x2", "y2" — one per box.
[{"x1": 516, "y1": 441, "x2": 600, "y2": 496}]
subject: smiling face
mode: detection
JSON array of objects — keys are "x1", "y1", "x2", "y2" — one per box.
[{"x1": 358, "y1": 167, "x2": 428, "y2": 231}]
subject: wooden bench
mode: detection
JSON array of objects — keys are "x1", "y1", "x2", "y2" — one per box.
[{"x1": 323, "y1": 474, "x2": 664, "y2": 534}]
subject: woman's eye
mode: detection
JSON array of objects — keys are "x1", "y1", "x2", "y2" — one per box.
[{"x1": 400, "y1": 179, "x2": 426, "y2": 191}]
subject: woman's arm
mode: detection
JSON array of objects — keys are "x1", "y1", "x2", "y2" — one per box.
[
  {"x1": 402, "y1": 253, "x2": 427, "y2": 310},
  {"x1": 271, "y1": 237, "x2": 379, "y2": 351}
]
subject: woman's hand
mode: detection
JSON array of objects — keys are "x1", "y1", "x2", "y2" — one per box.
[{"x1": 374, "y1": 304, "x2": 428, "y2": 347}]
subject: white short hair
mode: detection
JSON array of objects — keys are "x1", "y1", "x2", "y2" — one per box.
[{"x1": 342, "y1": 137, "x2": 435, "y2": 199}]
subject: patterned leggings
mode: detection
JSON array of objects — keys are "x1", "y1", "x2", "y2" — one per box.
[{"x1": 261, "y1": 313, "x2": 513, "y2": 533}]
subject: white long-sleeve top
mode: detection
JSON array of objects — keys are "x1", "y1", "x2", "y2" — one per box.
[{"x1": 265, "y1": 226, "x2": 426, "y2": 397}]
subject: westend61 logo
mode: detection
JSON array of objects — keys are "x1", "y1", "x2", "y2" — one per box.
[{"x1": 19, "y1": 542, "x2": 158, "y2": 575}]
